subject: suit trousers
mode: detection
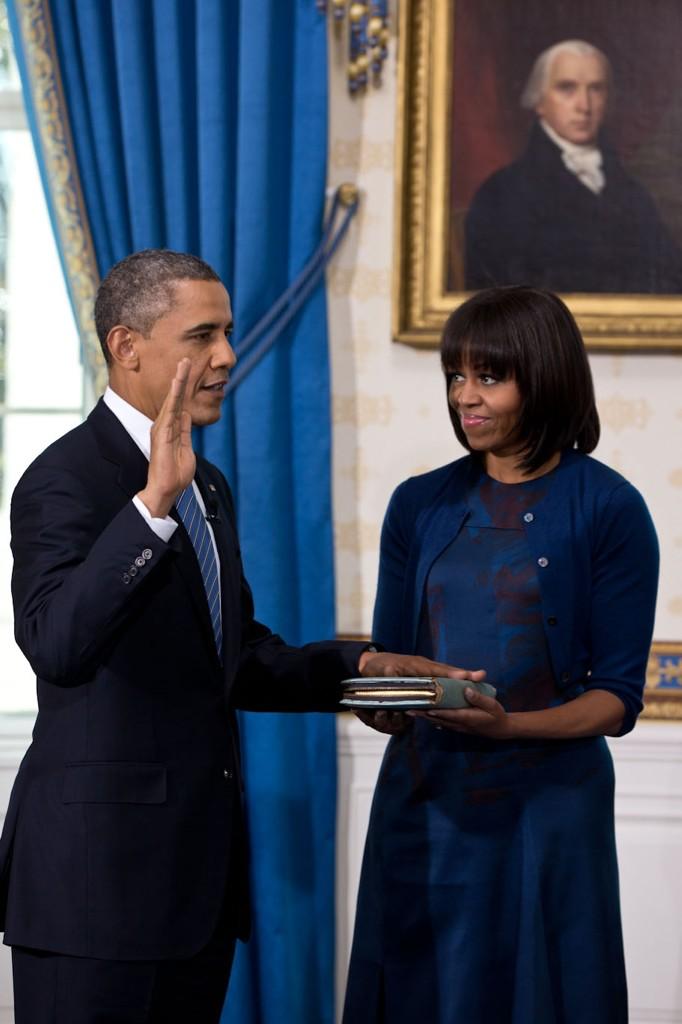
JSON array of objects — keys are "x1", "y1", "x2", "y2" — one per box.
[{"x1": 11, "y1": 903, "x2": 237, "y2": 1024}]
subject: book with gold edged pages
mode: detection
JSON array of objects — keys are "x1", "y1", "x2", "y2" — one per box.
[{"x1": 339, "y1": 676, "x2": 496, "y2": 710}]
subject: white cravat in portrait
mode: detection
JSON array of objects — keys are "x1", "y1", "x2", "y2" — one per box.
[{"x1": 540, "y1": 118, "x2": 605, "y2": 194}]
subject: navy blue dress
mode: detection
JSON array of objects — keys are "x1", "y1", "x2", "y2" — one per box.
[{"x1": 343, "y1": 474, "x2": 627, "y2": 1023}]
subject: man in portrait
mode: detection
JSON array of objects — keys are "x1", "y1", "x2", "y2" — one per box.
[{"x1": 464, "y1": 39, "x2": 682, "y2": 293}]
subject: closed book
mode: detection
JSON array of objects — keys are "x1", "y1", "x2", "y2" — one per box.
[{"x1": 340, "y1": 676, "x2": 496, "y2": 710}]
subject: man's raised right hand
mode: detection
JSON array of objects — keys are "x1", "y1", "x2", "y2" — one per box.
[{"x1": 137, "y1": 358, "x2": 196, "y2": 518}]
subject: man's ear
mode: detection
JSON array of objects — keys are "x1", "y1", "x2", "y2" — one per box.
[{"x1": 106, "y1": 325, "x2": 139, "y2": 369}]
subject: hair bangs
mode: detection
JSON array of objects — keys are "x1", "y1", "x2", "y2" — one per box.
[
  {"x1": 441, "y1": 304, "x2": 521, "y2": 382},
  {"x1": 440, "y1": 286, "x2": 600, "y2": 473}
]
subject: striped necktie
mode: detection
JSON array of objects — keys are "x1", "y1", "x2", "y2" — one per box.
[{"x1": 176, "y1": 484, "x2": 223, "y2": 656}]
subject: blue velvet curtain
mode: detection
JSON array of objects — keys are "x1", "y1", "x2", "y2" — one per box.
[{"x1": 8, "y1": 2, "x2": 337, "y2": 1021}]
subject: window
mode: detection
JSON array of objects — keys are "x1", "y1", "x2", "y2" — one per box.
[{"x1": 0, "y1": 5, "x2": 84, "y2": 712}]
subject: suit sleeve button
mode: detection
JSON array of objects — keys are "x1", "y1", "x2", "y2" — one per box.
[
  {"x1": 122, "y1": 573, "x2": 131, "y2": 584},
  {"x1": 142, "y1": 548, "x2": 153, "y2": 560},
  {"x1": 135, "y1": 556, "x2": 146, "y2": 568},
  {"x1": 537, "y1": 557, "x2": 549, "y2": 568},
  {"x1": 128, "y1": 565, "x2": 138, "y2": 577}
]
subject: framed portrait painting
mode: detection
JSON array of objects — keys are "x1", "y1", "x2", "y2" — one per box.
[{"x1": 394, "y1": 0, "x2": 682, "y2": 349}]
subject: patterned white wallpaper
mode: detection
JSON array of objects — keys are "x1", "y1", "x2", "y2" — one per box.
[{"x1": 326, "y1": 24, "x2": 682, "y2": 643}]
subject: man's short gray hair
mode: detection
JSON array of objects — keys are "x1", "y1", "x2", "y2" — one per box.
[
  {"x1": 521, "y1": 40, "x2": 611, "y2": 110},
  {"x1": 94, "y1": 249, "x2": 221, "y2": 364}
]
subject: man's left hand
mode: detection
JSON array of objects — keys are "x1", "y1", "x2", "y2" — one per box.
[
  {"x1": 357, "y1": 651, "x2": 486, "y2": 682},
  {"x1": 354, "y1": 653, "x2": 487, "y2": 736}
]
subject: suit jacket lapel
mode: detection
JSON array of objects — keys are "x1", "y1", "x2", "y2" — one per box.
[{"x1": 88, "y1": 399, "x2": 150, "y2": 499}]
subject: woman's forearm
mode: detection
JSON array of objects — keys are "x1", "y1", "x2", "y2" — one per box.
[{"x1": 506, "y1": 689, "x2": 624, "y2": 740}]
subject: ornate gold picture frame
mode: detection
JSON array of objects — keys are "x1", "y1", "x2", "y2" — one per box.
[
  {"x1": 644, "y1": 643, "x2": 682, "y2": 720},
  {"x1": 393, "y1": 0, "x2": 682, "y2": 350}
]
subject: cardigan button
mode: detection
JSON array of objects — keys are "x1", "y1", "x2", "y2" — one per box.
[
  {"x1": 537, "y1": 557, "x2": 549, "y2": 567},
  {"x1": 523, "y1": 512, "x2": 534, "y2": 523}
]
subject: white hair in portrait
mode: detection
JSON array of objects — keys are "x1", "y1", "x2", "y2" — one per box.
[{"x1": 520, "y1": 39, "x2": 612, "y2": 109}]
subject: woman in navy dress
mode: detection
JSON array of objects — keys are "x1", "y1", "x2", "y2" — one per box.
[{"x1": 343, "y1": 287, "x2": 659, "y2": 1024}]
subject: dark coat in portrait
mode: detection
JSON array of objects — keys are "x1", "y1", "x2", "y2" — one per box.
[{"x1": 465, "y1": 123, "x2": 682, "y2": 294}]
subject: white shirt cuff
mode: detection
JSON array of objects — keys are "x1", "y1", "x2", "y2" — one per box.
[{"x1": 132, "y1": 495, "x2": 178, "y2": 543}]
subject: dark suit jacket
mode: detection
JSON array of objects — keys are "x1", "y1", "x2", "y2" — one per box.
[
  {"x1": 0, "y1": 399, "x2": 364, "y2": 960},
  {"x1": 465, "y1": 122, "x2": 682, "y2": 293}
]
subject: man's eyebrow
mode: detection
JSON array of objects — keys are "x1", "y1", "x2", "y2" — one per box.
[
  {"x1": 554, "y1": 76, "x2": 605, "y2": 88},
  {"x1": 182, "y1": 320, "x2": 234, "y2": 337}
]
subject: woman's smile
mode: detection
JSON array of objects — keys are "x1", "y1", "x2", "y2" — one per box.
[
  {"x1": 460, "y1": 413, "x2": 490, "y2": 429},
  {"x1": 448, "y1": 364, "x2": 523, "y2": 463}
]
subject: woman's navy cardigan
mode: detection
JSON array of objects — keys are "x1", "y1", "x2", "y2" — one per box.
[{"x1": 372, "y1": 450, "x2": 659, "y2": 735}]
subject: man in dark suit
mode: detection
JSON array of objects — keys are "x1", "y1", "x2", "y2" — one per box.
[
  {"x1": 465, "y1": 39, "x2": 682, "y2": 293},
  {"x1": 0, "y1": 249, "x2": 468, "y2": 1023}
]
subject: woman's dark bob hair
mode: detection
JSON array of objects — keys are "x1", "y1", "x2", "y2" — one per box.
[{"x1": 441, "y1": 285, "x2": 600, "y2": 474}]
